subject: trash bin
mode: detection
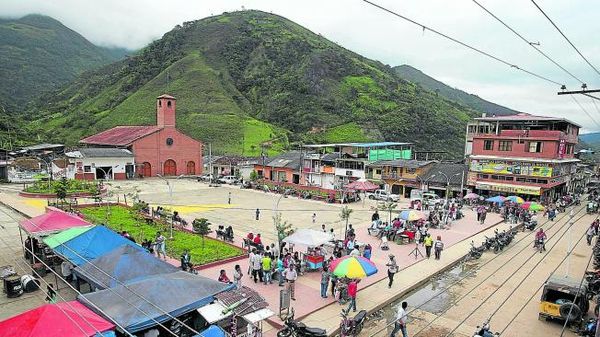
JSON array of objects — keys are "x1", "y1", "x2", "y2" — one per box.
[
  {"x1": 4, "y1": 276, "x2": 23, "y2": 298},
  {"x1": 21, "y1": 275, "x2": 40, "y2": 293}
]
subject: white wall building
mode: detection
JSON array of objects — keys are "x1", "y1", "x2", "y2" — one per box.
[{"x1": 65, "y1": 148, "x2": 135, "y2": 180}]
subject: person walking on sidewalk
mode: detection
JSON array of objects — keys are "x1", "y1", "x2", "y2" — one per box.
[
  {"x1": 320, "y1": 269, "x2": 330, "y2": 298},
  {"x1": 386, "y1": 254, "x2": 398, "y2": 288},
  {"x1": 434, "y1": 236, "x2": 444, "y2": 260},
  {"x1": 262, "y1": 253, "x2": 272, "y2": 284},
  {"x1": 228, "y1": 192, "x2": 232, "y2": 205},
  {"x1": 252, "y1": 251, "x2": 263, "y2": 283},
  {"x1": 424, "y1": 234, "x2": 433, "y2": 258},
  {"x1": 255, "y1": 208, "x2": 260, "y2": 221},
  {"x1": 284, "y1": 265, "x2": 298, "y2": 300},
  {"x1": 390, "y1": 301, "x2": 408, "y2": 337},
  {"x1": 587, "y1": 224, "x2": 596, "y2": 246},
  {"x1": 347, "y1": 279, "x2": 360, "y2": 312}
]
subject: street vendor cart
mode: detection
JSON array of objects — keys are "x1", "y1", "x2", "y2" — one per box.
[{"x1": 283, "y1": 229, "x2": 332, "y2": 272}]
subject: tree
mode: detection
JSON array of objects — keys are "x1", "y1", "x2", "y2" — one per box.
[
  {"x1": 273, "y1": 212, "x2": 294, "y2": 248},
  {"x1": 193, "y1": 218, "x2": 212, "y2": 249},
  {"x1": 340, "y1": 206, "x2": 353, "y2": 240},
  {"x1": 249, "y1": 170, "x2": 259, "y2": 182},
  {"x1": 55, "y1": 177, "x2": 68, "y2": 201}
]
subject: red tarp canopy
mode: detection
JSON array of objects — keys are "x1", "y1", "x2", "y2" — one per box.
[
  {"x1": 345, "y1": 180, "x2": 379, "y2": 192},
  {"x1": 19, "y1": 209, "x2": 92, "y2": 236},
  {"x1": 0, "y1": 301, "x2": 115, "y2": 337}
]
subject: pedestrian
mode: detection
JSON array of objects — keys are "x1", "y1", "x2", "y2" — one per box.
[
  {"x1": 233, "y1": 264, "x2": 243, "y2": 288},
  {"x1": 218, "y1": 269, "x2": 231, "y2": 283},
  {"x1": 45, "y1": 283, "x2": 57, "y2": 303},
  {"x1": 587, "y1": 225, "x2": 596, "y2": 246},
  {"x1": 284, "y1": 265, "x2": 298, "y2": 300},
  {"x1": 255, "y1": 208, "x2": 260, "y2": 220},
  {"x1": 271, "y1": 243, "x2": 279, "y2": 260},
  {"x1": 321, "y1": 223, "x2": 326, "y2": 232},
  {"x1": 155, "y1": 231, "x2": 166, "y2": 260},
  {"x1": 424, "y1": 234, "x2": 433, "y2": 258},
  {"x1": 330, "y1": 228, "x2": 336, "y2": 240},
  {"x1": 363, "y1": 244, "x2": 372, "y2": 260},
  {"x1": 390, "y1": 302, "x2": 408, "y2": 337},
  {"x1": 320, "y1": 269, "x2": 330, "y2": 298},
  {"x1": 262, "y1": 253, "x2": 272, "y2": 284},
  {"x1": 276, "y1": 255, "x2": 285, "y2": 286},
  {"x1": 434, "y1": 236, "x2": 444, "y2": 260},
  {"x1": 252, "y1": 251, "x2": 263, "y2": 283},
  {"x1": 480, "y1": 209, "x2": 487, "y2": 225},
  {"x1": 247, "y1": 249, "x2": 255, "y2": 275},
  {"x1": 228, "y1": 191, "x2": 232, "y2": 205},
  {"x1": 386, "y1": 254, "x2": 398, "y2": 288},
  {"x1": 312, "y1": 213, "x2": 317, "y2": 224},
  {"x1": 347, "y1": 279, "x2": 360, "y2": 312}
]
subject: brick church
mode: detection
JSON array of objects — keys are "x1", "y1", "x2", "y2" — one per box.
[{"x1": 80, "y1": 95, "x2": 202, "y2": 177}]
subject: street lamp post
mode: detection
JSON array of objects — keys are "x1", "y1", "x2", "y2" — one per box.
[{"x1": 157, "y1": 174, "x2": 184, "y2": 239}]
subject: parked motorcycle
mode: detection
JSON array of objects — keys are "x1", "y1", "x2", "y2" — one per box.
[
  {"x1": 278, "y1": 309, "x2": 327, "y2": 337},
  {"x1": 468, "y1": 241, "x2": 483, "y2": 260},
  {"x1": 339, "y1": 309, "x2": 367, "y2": 337},
  {"x1": 579, "y1": 318, "x2": 597, "y2": 337}
]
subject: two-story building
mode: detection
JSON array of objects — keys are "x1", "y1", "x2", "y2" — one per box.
[
  {"x1": 301, "y1": 152, "x2": 339, "y2": 189},
  {"x1": 466, "y1": 113, "x2": 580, "y2": 200},
  {"x1": 366, "y1": 160, "x2": 435, "y2": 197}
]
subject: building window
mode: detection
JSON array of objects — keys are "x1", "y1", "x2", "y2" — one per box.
[
  {"x1": 483, "y1": 140, "x2": 494, "y2": 151},
  {"x1": 528, "y1": 141, "x2": 543, "y2": 153},
  {"x1": 498, "y1": 141, "x2": 512, "y2": 151},
  {"x1": 375, "y1": 169, "x2": 382, "y2": 175},
  {"x1": 84, "y1": 166, "x2": 91, "y2": 173},
  {"x1": 167, "y1": 101, "x2": 172, "y2": 107},
  {"x1": 406, "y1": 168, "x2": 416, "y2": 174},
  {"x1": 566, "y1": 144, "x2": 574, "y2": 154}
]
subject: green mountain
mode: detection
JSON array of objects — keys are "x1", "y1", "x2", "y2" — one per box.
[
  {"x1": 0, "y1": 14, "x2": 123, "y2": 114},
  {"x1": 28, "y1": 11, "x2": 486, "y2": 157},
  {"x1": 394, "y1": 65, "x2": 519, "y2": 116}
]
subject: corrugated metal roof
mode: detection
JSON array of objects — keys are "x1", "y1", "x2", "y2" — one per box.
[
  {"x1": 265, "y1": 151, "x2": 304, "y2": 169},
  {"x1": 80, "y1": 126, "x2": 162, "y2": 146},
  {"x1": 215, "y1": 286, "x2": 268, "y2": 317},
  {"x1": 303, "y1": 142, "x2": 411, "y2": 148},
  {"x1": 420, "y1": 162, "x2": 468, "y2": 186},
  {"x1": 475, "y1": 113, "x2": 580, "y2": 128},
  {"x1": 78, "y1": 148, "x2": 134, "y2": 158}
]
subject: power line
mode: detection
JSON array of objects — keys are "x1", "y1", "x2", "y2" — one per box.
[
  {"x1": 570, "y1": 95, "x2": 600, "y2": 129},
  {"x1": 361, "y1": 0, "x2": 565, "y2": 87},
  {"x1": 472, "y1": 0, "x2": 585, "y2": 85},
  {"x1": 530, "y1": 0, "x2": 600, "y2": 78}
]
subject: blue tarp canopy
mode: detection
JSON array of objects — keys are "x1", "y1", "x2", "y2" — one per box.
[
  {"x1": 74, "y1": 245, "x2": 179, "y2": 290},
  {"x1": 77, "y1": 271, "x2": 233, "y2": 333},
  {"x1": 485, "y1": 195, "x2": 505, "y2": 204},
  {"x1": 52, "y1": 225, "x2": 144, "y2": 266},
  {"x1": 195, "y1": 325, "x2": 226, "y2": 337}
]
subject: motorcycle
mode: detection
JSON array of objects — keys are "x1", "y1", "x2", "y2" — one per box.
[
  {"x1": 468, "y1": 241, "x2": 483, "y2": 260},
  {"x1": 339, "y1": 309, "x2": 367, "y2": 337},
  {"x1": 473, "y1": 320, "x2": 500, "y2": 337},
  {"x1": 534, "y1": 237, "x2": 546, "y2": 253},
  {"x1": 278, "y1": 308, "x2": 327, "y2": 337},
  {"x1": 579, "y1": 318, "x2": 597, "y2": 337}
]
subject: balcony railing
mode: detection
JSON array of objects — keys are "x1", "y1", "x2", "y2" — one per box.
[{"x1": 471, "y1": 129, "x2": 578, "y2": 143}]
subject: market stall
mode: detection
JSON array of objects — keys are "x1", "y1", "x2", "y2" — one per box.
[
  {"x1": 283, "y1": 229, "x2": 332, "y2": 271},
  {"x1": 74, "y1": 244, "x2": 179, "y2": 290},
  {"x1": 0, "y1": 301, "x2": 116, "y2": 337},
  {"x1": 197, "y1": 286, "x2": 274, "y2": 337},
  {"x1": 78, "y1": 271, "x2": 233, "y2": 333}
]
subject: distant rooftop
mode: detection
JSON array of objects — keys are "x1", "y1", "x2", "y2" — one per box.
[
  {"x1": 303, "y1": 142, "x2": 411, "y2": 149},
  {"x1": 475, "y1": 113, "x2": 581, "y2": 128}
]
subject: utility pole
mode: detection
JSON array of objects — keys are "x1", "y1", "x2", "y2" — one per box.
[{"x1": 557, "y1": 86, "x2": 600, "y2": 101}]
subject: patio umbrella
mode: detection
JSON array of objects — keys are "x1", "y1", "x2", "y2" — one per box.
[
  {"x1": 463, "y1": 192, "x2": 479, "y2": 199},
  {"x1": 485, "y1": 196, "x2": 506, "y2": 203},
  {"x1": 329, "y1": 256, "x2": 378, "y2": 278},
  {"x1": 345, "y1": 179, "x2": 379, "y2": 192},
  {"x1": 399, "y1": 210, "x2": 426, "y2": 221},
  {"x1": 506, "y1": 195, "x2": 525, "y2": 204},
  {"x1": 521, "y1": 202, "x2": 545, "y2": 211}
]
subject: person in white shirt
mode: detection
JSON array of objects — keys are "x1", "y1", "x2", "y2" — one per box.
[
  {"x1": 350, "y1": 245, "x2": 360, "y2": 256},
  {"x1": 390, "y1": 301, "x2": 408, "y2": 337}
]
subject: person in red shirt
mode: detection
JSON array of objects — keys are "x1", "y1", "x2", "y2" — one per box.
[
  {"x1": 346, "y1": 279, "x2": 360, "y2": 312},
  {"x1": 253, "y1": 233, "x2": 262, "y2": 245},
  {"x1": 247, "y1": 232, "x2": 254, "y2": 240}
]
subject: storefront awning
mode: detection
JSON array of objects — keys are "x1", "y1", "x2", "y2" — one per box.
[{"x1": 476, "y1": 182, "x2": 541, "y2": 196}]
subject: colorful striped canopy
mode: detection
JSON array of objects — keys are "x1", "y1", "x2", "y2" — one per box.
[
  {"x1": 43, "y1": 226, "x2": 94, "y2": 249},
  {"x1": 329, "y1": 256, "x2": 378, "y2": 278},
  {"x1": 521, "y1": 202, "x2": 544, "y2": 211},
  {"x1": 506, "y1": 195, "x2": 525, "y2": 204},
  {"x1": 399, "y1": 210, "x2": 426, "y2": 221}
]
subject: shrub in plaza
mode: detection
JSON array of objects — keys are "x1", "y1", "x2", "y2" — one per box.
[
  {"x1": 24, "y1": 178, "x2": 99, "y2": 195},
  {"x1": 80, "y1": 206, "x2": 243, "y2": 265},
  {"x1": 192, "y1": 218, "x2": 212, "y2": 249}
]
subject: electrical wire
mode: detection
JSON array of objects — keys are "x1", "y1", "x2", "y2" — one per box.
[
  {"x1": 442, "y1": 208, "x2": 589, "y2": 337},
  {"x1": 414, "y1": 205, "x2": 580, "y2": 336},
  {"x1": 361, "y1": 0, "x2": 565, "y2": 87},
  {"x1": 530, "y1": 0, "x2": 600, "y2": 78},
  {"x1": 471, "y1": 0, "x2": 585, "y2": 85},
  {"x1": 366, "y1": 202, "x2": 574, "y2": 336},
  {"x1": 571, "y1": 95, "x2": 600, "y2": 129},
  {"x1": 0, "y1": 206, "x2": 194, "y2": 337}
]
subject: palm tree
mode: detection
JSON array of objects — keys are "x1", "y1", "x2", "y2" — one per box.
[
  {"x1": 340, "y1": 206, "x2": 353, "y2": 240},
  {"x1": 377, "y1": 201, "x2": 398, "y2": 225}
]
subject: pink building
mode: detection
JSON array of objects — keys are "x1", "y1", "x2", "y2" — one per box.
[{"x1": 80, "y1": 95, "x2": 202, "y2": 178}]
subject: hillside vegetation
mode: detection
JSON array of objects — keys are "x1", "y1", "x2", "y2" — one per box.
[
  {"x1": 28, "y1": 11, "x2": 485, "y2": 157},
  {"x1": 394, "y1": 65, "x2": 518, "y2": 116}
]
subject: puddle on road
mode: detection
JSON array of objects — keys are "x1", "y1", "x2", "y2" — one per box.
[{"x1": 364, "y1": 262, "x2": 479, "y2": 334}]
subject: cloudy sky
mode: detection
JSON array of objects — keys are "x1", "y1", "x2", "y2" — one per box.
[{"x1": 4, "y1": 0, "x2": 600, "y2": 132}]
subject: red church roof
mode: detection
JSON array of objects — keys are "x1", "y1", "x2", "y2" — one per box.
[{"x1": 80, "y1": 126, "x2": 162, "y2": 146}]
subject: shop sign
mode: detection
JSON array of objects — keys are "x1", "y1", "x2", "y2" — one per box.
[
  {"x1": 558, "y1": 139, "x2": 566, "y2": 159},
  {"x1": 470, "y1": 160, "x2": 552, "y2": 177},
  {"x1": 476, "y1": 182, "x2": 541, "y2": 196}
]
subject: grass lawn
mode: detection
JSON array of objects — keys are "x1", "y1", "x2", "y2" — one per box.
[{"x1": 80, "y1": 205, "x2": 244, "y2": 265}]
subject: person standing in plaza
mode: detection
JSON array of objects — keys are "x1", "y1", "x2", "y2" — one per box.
[
  {"x1": 312, "y1": 213, "x2": 317, "y2": 224},
  {"x1": 276, "y1": 255, "x2": 285, "y2": 286},
  {"x1": 262, "y1": 253, "x2": 272, "y2": 285},
  {"x1": 248, "y1": 249, "x2": 255, "y2": 275},
  {"x1": 347, "y1": 279, "x2": 360, "y2": 312},
  {"x1": 233, "y1": 264, "x2": 243, "y2": 288},
  {"x1": 252, "y1": 251, "x2": 263, "y2": 283},
  {"x1": 424, "y1": 234, "x2": 433, "y2": 258},
  {"x1": 255, "y1": 208, "x2": 260, "y2": 220},
  {"x1": 587, "y1": 224, "x2": 596, "y2": 246},
  {"x1": 155, "y1": 231, "x2": 166, "y2": 260},
  {"x1": 228, "y1": 192, "x2": 232, "y2": 205},
  {"x1": 386, "y1": 254, "x2": 398, "y2": 288},
  {"x1": 320, "y1": 269, "x2": 330, "y2": 298},
  {"x1": 284, "y1": 265, "x2": 298, "y2": 300},
  {"x1": 271, "y1": 243, "x2": 279, "y2": 260},
  {"x1": 390, "y1": 301, "x2": 408, "y2": 337},
  {"x1": 434, "y1": 236, "x2": 444, "y2": 260}
]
